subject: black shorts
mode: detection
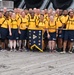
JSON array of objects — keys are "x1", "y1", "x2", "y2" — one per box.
[
  {"x1": 64, "y1": 30, "x2": 74, "y2": 42},
  {"x1": 58, "y1": 30, "x2": 65, "y2": 39},
  {"x1": 19, "y1": 30, "x2": 27, "y2": 40},
  {"x1": 9, "y1": 29, "x2": 19, "y2": 40},
  {"x1": 48, "y1": 32, "x2": 56, "y2": 41},
  {"x1": 1, "y1": 28, "x2": 8, "y2": 39}
]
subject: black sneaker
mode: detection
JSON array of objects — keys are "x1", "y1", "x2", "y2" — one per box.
[{"x1": 57, "y1": 48, "x2": 62, "y2": 52}]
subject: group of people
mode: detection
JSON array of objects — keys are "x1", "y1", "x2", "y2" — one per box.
[{"x1": 0, "y1": 7, "x2": 74, "y2": 53}]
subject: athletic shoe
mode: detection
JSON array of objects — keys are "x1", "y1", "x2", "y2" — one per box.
[
  {"x1": 10, "y1": 49, "x2": 13, "y2": 52},
  {"x1": 68, "y1": 51, "x2": 72, "y2": 54},
  {"x1": 14, "y1": 49, "x2": 17, "y2": 52},
  {"x1": 60, "y1": 51, "x2": 66, "y2": 54}
]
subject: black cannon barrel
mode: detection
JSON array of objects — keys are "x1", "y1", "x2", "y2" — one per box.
[
  {"x1": 57, "y1": 0, "x2": 70, "y2": 3},
  {"x1": 52, "y1": 0, "x2": 73, "y2": 9},
  {"x1": 25, "y1": 0, "x2": 43, "y2": 9},
  {"x1": 5, "y1": 0, "x2": 73, "y2": 9}
]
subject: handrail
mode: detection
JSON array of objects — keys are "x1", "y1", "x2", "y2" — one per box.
[
  {"x1": 40, "y1": 0, "x2": 50, "y2": 10},
  {"x1": 18, "y1": 0, "x2": 25, "y2": 8}
]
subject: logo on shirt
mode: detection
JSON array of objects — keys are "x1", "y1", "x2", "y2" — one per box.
[{"x1": 33, "y1": 35, "x2": 37, "y2": 39}]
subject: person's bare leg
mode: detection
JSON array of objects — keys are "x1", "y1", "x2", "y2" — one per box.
[
  {"x1": 24, "y1": 40, "x2": 27, "y2": 47},
  {"x1": 5, "y1": 39, "x2": 9, "y2": 50},
  {"x1": 48, "y1": 41, "x2": 52, "y2": 52},
  {"x1": 51, "y1": 41, "x2": 56, "y2": 52},
  {"x1": 19, "y1": 40, "x2": 22, "y2": 50},
  {"x1": 58, "y1": 38, "x2": 63, "y2": 48},
  {"x1": 67, "y1": 41, "x2": 70, "y2": 52},
  {"x1": 1, "y1": 42, "x2": 5, "y2": 50},
  {"x1": 13, "y1": 40, "x2": 17, "y2": 51},
  {"x1": 57, "y1": 38, "x2": 63, "y2": 52},
  {"x1": 60, "y1": 40, "x2": 67, "y2": 53},
  {"x1": 68, "y1": 41, "x2": 73, "y2": 53},
  {"x1": 9, "y1": 40, "x2": 13, "y2": 51}
]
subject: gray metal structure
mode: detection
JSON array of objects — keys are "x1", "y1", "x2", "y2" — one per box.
[{"x1": 0, "y1": 0, "x2": 74, "y2": 10}]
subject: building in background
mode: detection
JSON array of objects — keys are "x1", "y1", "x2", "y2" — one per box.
[
  {"x1": 1, "y1": 0, "x2": 74, "y2": 10},
  {"x1": 0, "y1": 0, "x2": 14, "y2": 10}
]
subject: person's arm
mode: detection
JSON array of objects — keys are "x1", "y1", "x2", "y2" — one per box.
[
  {"x1": 9, "y1": 24, "x2": 12, "y2": 36},
  {"x1": 17, "y1": 18, "x2": 21, "y2": 34},
  {"x1": 8, "y1": 19, "x2": 12, "y2": 36}
]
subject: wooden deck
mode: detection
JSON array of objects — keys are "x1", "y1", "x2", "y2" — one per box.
[{"x1": 0, "y1": 51, "x2": 74, "y2": 75}]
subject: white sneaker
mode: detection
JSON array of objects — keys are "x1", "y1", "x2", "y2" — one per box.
[
  {"x1": 19, "y1": 48, "x2": 22, "y2": 52},
  {"x1": 1, "y1": 49, "x2": 3, "y2": 52},
  {"x1": 23, "y1": 47, "x2": 26, "y2": 50},
  {"x1": 10, "y1": 49, "x2": 13, "y2": 52},
  {"x1": 14, "y1": 49, "x2": 17, "y2": 52},
  {"x1": 68, "y1": 51, "x2": 72, "y2": 54},
  {"x1": 60, "y1": 51, "x2": 66, "y2": 54},
  {"x1": 1, "y1": 49, "x2": 7, "y2": 52}
]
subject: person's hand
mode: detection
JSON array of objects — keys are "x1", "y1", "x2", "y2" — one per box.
[
  {"x1": 59, "y1": 30, "x2": 62, "y2": 34},
  {"x1": 47, "y1": 33, "x2": 50, "y2": 38},
  {"x1": 19, "y1": 30, "x2": 21, "y2": 34},
  {"x1": 9, "y1": 32, "x2": 12, "y2": 36},
  {"x1": 56, "y1": 33, "x2": 58, "y2": 37}
]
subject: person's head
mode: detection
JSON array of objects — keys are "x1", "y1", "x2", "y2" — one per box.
[
  {"x1": 52, "y1": 10, "x2": 56, "y2": 16},
  {"x1": 29, "y1": 8, "x2": 32, "y2": 12},
  {"x1": 21, "y1": 11, "x2": 25, "y2": 17},
  {"x1": 29, "y1": 8, "x2": 33, "y2": 15},
  {"x1": 24, "y1": 9, "x2": 29, "y2": 15},
  {"x1": 3, "y1": 7, "x2": 7, "y2": 13},
  {"x1": 44, "y1": 9, "x2": 48, "y2": 14},
  {"x1": 37, "y1": 9, "x2": 40, "y2": 15},
  {"x1": 50, "y1": 15, "x2": 54, "y2": 22},
  {"x1": 11, "y1": 13, "x2": 16, "y2": 19},
  {"x1": 48, "y1": 8, "x2": 53, "y2": 16},
  {"x1": 41, "y1": 10, "x2": 45, "y2": 15},
  {"x1": 4, "y1": 11, "x2": 9, "y2": 19},
  {"x1": 40, "y1": 14, "x2": 44, "y2": 21},
  {"x1": 30, "y1": 11, "x2": 35, "y2": 18},
  {"x1": 63, "y1": 10, "x2": 68, "y2": 16},
  {"x1": 17, "y1": 8, "x2": 22, "y2": 14},
  {"x1": 13, "y1": 8, "x2": 17, "y2": 14},
  {"x1": 57, "y1": 9, "x2": 63, "y2": 16},
  {"x1": 69, "y1": 11, "x2": 74, "y2": 18},
  {"x1": 55, "y1": 9, "x2": 60, "y2": 15},
  {"x1": 33, "y1": 8, "x2": 37, "y2": 13},
  {"x1": 48, "y1": 10, "x2": 52, "y2": 17},
  {"x1": 9, "y1": 11, "x2": 13, "y2": 17},
  {"x1": 49, "y1": 8, "x2": 53, "y2": 13},
  {"x1": 68, "y1": 8, "x2": 73, "y2": 12}
]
